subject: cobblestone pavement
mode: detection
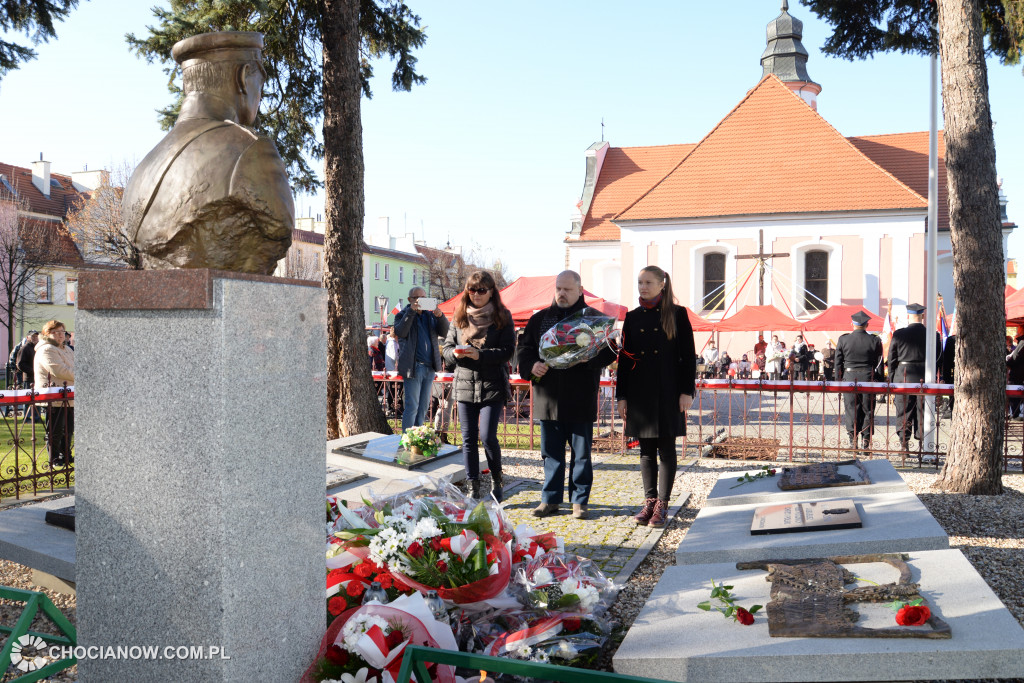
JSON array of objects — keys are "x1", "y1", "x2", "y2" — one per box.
[{"x1": 495, "y1": 449, "x2": 698, "y2": 585}]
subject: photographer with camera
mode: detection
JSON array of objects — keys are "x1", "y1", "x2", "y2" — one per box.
[{"x1": 393, "y1": 286, "x2": 450, "y2": 432}]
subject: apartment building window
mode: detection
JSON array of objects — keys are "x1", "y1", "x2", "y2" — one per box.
[
  {"x1": 412, "y1": 270, "x2": 418, "y2": 285},
  {"x1": 36, "y1": 274, "x2": 52, "y2": 302},
  {"x1": 314, "y1": 252, "x2": 320, "y2": 271},
  {"x1": 66, "y1": 278, "x2": 77, "y2": 305},
  {"x1": 399, "y1": 266, "x2": 404, "y2": 283},
  {"x1": 384, "y1": 264, "x2": 390, "y2": 280},
  {"x1": 374, "y1": 263, "x2": 380, "y2": 279}
]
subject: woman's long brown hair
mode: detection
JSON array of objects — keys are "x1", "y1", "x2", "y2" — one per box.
[
  {"x1": 641, "y1": 265, "x2": 677, "y2": 340},
  {"x1": 453, "y1": 270, "x2": 512, "y2": 329}
]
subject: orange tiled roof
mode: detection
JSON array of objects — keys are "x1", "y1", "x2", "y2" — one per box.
[
  {"x1": 0, "y1": 162, "x2": 87, "y2": 220},
  {"x1": 20, "y1": 217, "x2": 85, "y2": 267},
  {"x1": 617, "y1": 76, "x2": 926, "y2": 222},
  {"x1": 574, "y1": 144, "x2": 695, "y2": 242}
]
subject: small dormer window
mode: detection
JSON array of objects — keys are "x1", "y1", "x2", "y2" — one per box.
[
  {"x1": 0, "y1": 175, "x2": 16, "y2": 196},
  {"x1": 50, "y1": 178, "x2": 63, "y2": 189}
]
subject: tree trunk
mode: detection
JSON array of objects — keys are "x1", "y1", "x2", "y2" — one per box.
[
  {"x1": 936, "y1": 0, "x2": 1004, "y2": 494},
  {"x1": 322, "y1": 0, "x2": 393, "y2": 439}
]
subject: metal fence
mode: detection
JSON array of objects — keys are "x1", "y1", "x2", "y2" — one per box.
[
  {"x1": 374, "y1": 372, "x2": 1024, "y2": 471},
  {"x1": 0, "y1": 386, "x2": 74, "y2": 502}
]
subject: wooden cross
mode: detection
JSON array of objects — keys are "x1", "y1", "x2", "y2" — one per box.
[{"x1": 735, "y1": 228, "x2": 789, "y2": 306}]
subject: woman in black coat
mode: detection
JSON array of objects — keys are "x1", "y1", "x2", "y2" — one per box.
[
  {"x1": 616, "y1": 266, "x2": 696, "y2": 527},
  {"x1": 442, "y1": 271, "x2": 516, "y2": 501}
]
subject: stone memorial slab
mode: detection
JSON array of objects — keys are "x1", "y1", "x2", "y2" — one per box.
[
  {"x1": 0, "y1": 495, "x2": 74, "y2": 581},
  {"x1": 776, "y1": 459, "x2": 870, "y2": 490},
  {"x1": 332, "y1": 434, "x2": 461, "y2": 470},
  {"x1": 677, "y1": 492, "x2": 947, "y2": 565},
  {"x1": 750, "y1": 499, "x2": 861, "y2": 535},
  {"x1": 614, "y1": 549, "x2": 1024, "y2": 682},
  {"x1": 705, "y1": 458, "x2": 908, "y2": 508}
]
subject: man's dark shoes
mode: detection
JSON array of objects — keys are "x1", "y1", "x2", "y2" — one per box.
[{"x1": 532, "y1": 503, "x2": 559, "y2": 518}]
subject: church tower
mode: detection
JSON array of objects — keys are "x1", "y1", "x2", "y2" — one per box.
[{"x1": 760, "y1": 0, "x2": 821, "y2": 109}]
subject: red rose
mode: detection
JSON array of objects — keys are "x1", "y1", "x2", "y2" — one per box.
[
  {"x1": 429, "y1": 537, "x2": 443, "y2": 552},
  {"x1": 407, "y1": 541, "x2": 424, "y2": 558},
  {"x1": 327, "y1": 596, "x2": 348, "y2": 616},
  {"x1": 436, "y1": 560, "x2": 448, "y2": 573},
  {"x1": 735, "y1": 607, "x2": 755, "y2": 625},
  {"x1": 384, "y1": 630, "x2": 405, "y2": 650},
  {"x1": 325, "y1": 644, "x2": 349, "y2": 666},
  {"x1": 346, "y1": 581, "x2": 366, "y2": 597},
  {"x1": 353, "y1": 562, "x2": 373, "y2": 578},
  {"x1": 563, "y1": 617, "x2": 581, "y2": 631},
  {"x1": 896, "y1": 605, "x2": 931, "y2": 626},
  {"x1": 768, "y1": 469, "x2": 776, "y2": 475}
]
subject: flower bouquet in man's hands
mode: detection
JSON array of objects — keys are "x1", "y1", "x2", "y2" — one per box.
[{"x1": 536, "y1": 307, "x2": 617, "y2": 373}]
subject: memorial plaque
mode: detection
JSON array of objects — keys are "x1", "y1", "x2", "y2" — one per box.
[
  {"x1": 44, "y1": 506, "x2": 75, "y2": 532},
  {"x1": 736, "y1": 554, "x2": 952, "y2": 639},
  {"x1": 331, "y1": 434, "x2": 461, "y2": 471},
  {"x1": 750, "y1": 499, "x2": 861, "y2": 535},
  {"x1": 777, "y1": 458, "x2": 872, "y2": 491}
]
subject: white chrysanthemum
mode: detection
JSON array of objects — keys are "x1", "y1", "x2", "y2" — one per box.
[
  {"x1": 533, "y1": 568, "x2": 554, "y2": 585},
  {"x1": 553, "y1": 639, "x2": 578, "y2": 660},
  {"x1": 438, "y1": 551, "x2": 451, "y2": 563},
  {"x1": 341, "y1": 614, "x2": 390, "y2": 653},
  {"x1": 413, "y1": 518, "x2": 442, "y2": 540},
  {"x1": 515, "y1": 644, "x2": 533, "y2": 658}
]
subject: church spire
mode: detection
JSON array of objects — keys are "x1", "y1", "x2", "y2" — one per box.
[{"x1": 761, "y1": 0, "x2": 821, "y2": 109}]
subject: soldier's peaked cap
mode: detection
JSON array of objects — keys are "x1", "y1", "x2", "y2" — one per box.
[
  {"x1": 906, "y1": 303, "x2": 926, "y2": 314},
  {"x1": 172, "y1": 31, "x2": 264, "y2": 67},
  {"x1": 851, "y1": 311, "x2": 870, "y2": 325}
]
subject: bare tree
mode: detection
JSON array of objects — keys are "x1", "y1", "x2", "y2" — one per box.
[
  {"x1": 0, "y1": 198, "x2": 65, "y2": 353},
  {"x1": 64, "y1": 162, "x2": 140, "y2": 268},
  {"x1": 279, "y1": 244, "x2": 323, "y2": 281}
]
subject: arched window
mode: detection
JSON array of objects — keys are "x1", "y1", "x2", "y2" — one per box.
[
  {"x1": 804, "y1": 250, "x2": 828, "y2": 311},
  {"x1": 703, "y1": 253, "x2": 725, "y2": 311}
]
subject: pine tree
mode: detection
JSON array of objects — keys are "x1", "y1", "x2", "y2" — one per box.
[
  {"x1": 803, "y1": 0, "x2": 1022, "y2": 494},
  {"x1": 0, "y1": 0, "x2": 79, "y2": 79},
  {"x1": 128, "y1": 0, "x2": 426, "y2": 437}
]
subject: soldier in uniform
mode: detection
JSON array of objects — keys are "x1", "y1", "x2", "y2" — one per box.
[
  {"x1": 123, "y1": 31, "x2": 293, "y2": 274},
  {"x1": 836, "y1": 311, "x2": 883, "y2": 451},
  {"x1": 887, "y1": 303, "x2": 941, "y2": 449}
]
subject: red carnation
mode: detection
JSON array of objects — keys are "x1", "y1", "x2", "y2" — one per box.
[
  {"x1": 325, "y1": 644, "x2": 349, "y2": 666},
  {"x1": 436, "y1": 560, "x2": 448, "y2": 573},
  {"x1": 376, "y1": 573, "x2": 393, "y2": 590},
  {"x1": 563, "y1": 617, "x2": 581, "y2": 631},
  {"x1": 895, "y1": 605, "x2": 931, "y2": 626},
  {"x1": 735, "y1": 607, "x2": 755, "y2": 625},
  {"x1": 384, "y1": 630, "x2": 405, "y2": 650},
  {"x1": 407, "y1": 541, "x2": 424, "y2": 558},
  {"x1": 353, "y1": 562, "x2": 373, "y2": 578},
  {"x1": 346, "y1": 581, "x2": 366, "y2": 597},
  {"x1": 513, "y1": 549, "x2": 527, "y2": 562},
  {"x1": 327, "y1": 596, "x2": 348, "y2": 616},
  {"x1": 327, "y1": 568, "x2": 347, "y2": 582}
]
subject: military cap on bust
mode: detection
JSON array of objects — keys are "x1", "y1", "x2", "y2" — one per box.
[
  {"x1": 171, "y1": 31, "x2": 264, "y2": 67},
  {"x1": 906, "y1": 303, "x2": 926, "y2": 314},
  {"x1": 851, "y1": 311, "x2": 870, "y2": 326}
]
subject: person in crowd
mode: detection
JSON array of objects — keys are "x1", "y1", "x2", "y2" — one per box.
[
  {"x1": 34, "y1": 320, "x2": 75, "y2": 468},
  {"x1": 739, "y1": 353, "x2": 752, "y2": 379},
  {"x1": 384, "y1": 332, "x2": 399, "y2": 372},
  {"x1": 836, "y1": 311, "x2": 883, "y2": 452},
  {"x1": 718, "y1": 349, "x2": 732, "y2": 379},
  {"x1": 394, "y1": 286, "x2": 450, "y2": 432},
  {"x1": 377, "y1": 329, "x2": 388, "y2": 359},
  {"x1": 822, "y1": 339, "x2": 836, "y2": 381},
  {"x1": 1007, "y1": 333, "x2": 1024, "y2": 419},
  {"x1": 65, "y1": 331, "x2": 74, "y2": 351},
  {"x1": 15, "y1": 331, "x2": 39, "y2": 388},
  {"x1": 431, "y1": 355, "x2": 456, "y2": 444},
  {"x1": 701, "y1": 340, "x2": 719, "y2": 379},
  {"x1": 518, "y1": 271, "x2": 617, "y2": 520},
  {"x1": 792, "y1": 334, "x2": 809, "y2": 380},
  {"x1": 888, "y1": 303, "x2": 941, "y2": 449},
  {"x1": 766, "y1": 335, "x2": 784, "y2": 380},
  {"x1": 367, "y1": 335, "x2": 384, "y2": 371},
  {"x1": 442, "y1": 271, "x2": 515, "y2": 501},
  {"x1": 754, "y1": 334, "x2": 767, "y2": 359},
  {"x1": 940, "y1": 332, "x2": 957, "y2": 418},
  {"x1": 617, "y1": 266, "x2": 696, "y2": 528},
  {"x1": 807, "y1": 344, "x2": 820, "y2": 380}
]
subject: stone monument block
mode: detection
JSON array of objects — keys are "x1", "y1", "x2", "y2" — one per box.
[{"x1": 75, "y1": 269, "x2": 325, "y2": 682}]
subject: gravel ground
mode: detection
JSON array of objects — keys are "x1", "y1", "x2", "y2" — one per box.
[{"x1": 2, "y1": 462, "x2": 1022, "y2": 682}]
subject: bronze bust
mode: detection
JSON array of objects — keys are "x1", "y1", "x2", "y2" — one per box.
[{"x1": 123, "y1": 31, "x2": 293, "y2": 274}]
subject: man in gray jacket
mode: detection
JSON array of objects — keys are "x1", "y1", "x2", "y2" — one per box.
[{"x1": 393, "y1": 286, "x2": 450, "y2": 432}]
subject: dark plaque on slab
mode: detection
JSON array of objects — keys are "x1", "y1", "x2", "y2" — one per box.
[
  {"x1": 331, "y1": 434, "x2": 461, "y2": 471},
  {"x1": 736, "y1": 554, "x2": 952, "y2": 638},
  {"x1": 777, "y1": 459, "x2": 872, "y2": 491},
  {"x1": 750, "y1": 499, "x2": 861, "y2": 535},
  {"x1": 45, "y1": 506, "x2": 76, "y2": 531}
]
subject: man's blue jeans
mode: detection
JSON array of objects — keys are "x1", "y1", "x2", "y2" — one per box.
[
  {"x1": 402, "y1": 362, "x2": 435, "y2": 432},
  {"x1": 539, "y1": 420, "x2": 593, "y2": 505}
]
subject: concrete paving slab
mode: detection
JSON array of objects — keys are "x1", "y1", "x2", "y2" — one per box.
[
  {"x1": 677, "y1": 491, "x2": 947, "y2": 565},
  {"x1": 706, "y1": 459, "x2": 909, "y2": 507},
  {"x1": 614, "y1": 549, "x2": 1024, "y2": 682}
]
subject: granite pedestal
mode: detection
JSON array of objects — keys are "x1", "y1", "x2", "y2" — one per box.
[
  {"x1": 676, "y1": 492, "x2": 948, "y2": 565},
  {"x1": 614, "y1": 549, "x2": 1024, "y2": 681},
  {"x1": 75, "y1": 270, "x2": 325, "y2": 682},
  {"x1": 705, "y1": 459, "x2": 909, "y2": 507}
]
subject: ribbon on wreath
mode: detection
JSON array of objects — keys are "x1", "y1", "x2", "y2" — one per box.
[{"x1": 484, "y1": 615, "x2": 565, "y2": 657}]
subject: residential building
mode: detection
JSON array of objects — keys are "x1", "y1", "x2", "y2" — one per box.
[{"x1": 362, "y1": 244, "x2": 430, "y2": 327}]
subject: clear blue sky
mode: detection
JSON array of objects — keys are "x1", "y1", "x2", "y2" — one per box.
[{"x1": 1, "y1": 0, "x2": 1022, "y2": 279}]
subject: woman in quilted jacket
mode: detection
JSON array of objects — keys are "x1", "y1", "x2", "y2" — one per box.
[{"x1": 34, "y1": 320, "x2": 75, "y2": 469}]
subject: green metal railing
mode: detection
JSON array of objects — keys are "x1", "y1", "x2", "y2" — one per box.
[
  {"x1": 0, "y1": 586, "x2": 77, "y2": 681},
  {"x1": 395, "y1": 645, "x2": 669, "y2": 683}
]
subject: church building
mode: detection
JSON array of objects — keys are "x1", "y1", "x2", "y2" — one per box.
[{"x1": 565, "y1": 2, "x2": 1014, "y2": 332}]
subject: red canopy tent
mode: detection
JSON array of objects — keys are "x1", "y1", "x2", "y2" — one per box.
[
  {"x1": 437, "y1": 275, "x2": 628, "y2": 326},
  {"x1": 1006, "y1": 284, "x2": 1018, "y2": 298},
  {"x1": 1005, "y1": 286, "x2": 1024, "y2": 323},
  {"x1": 715, "y1": 305, "x2": 803, "y2": 332},
  {"x1": 686, "y1": 307, "x2": 716, "y2": 331},
  {"x1": 803, "y1": 305, "x2": 883, "y2": 332}
]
